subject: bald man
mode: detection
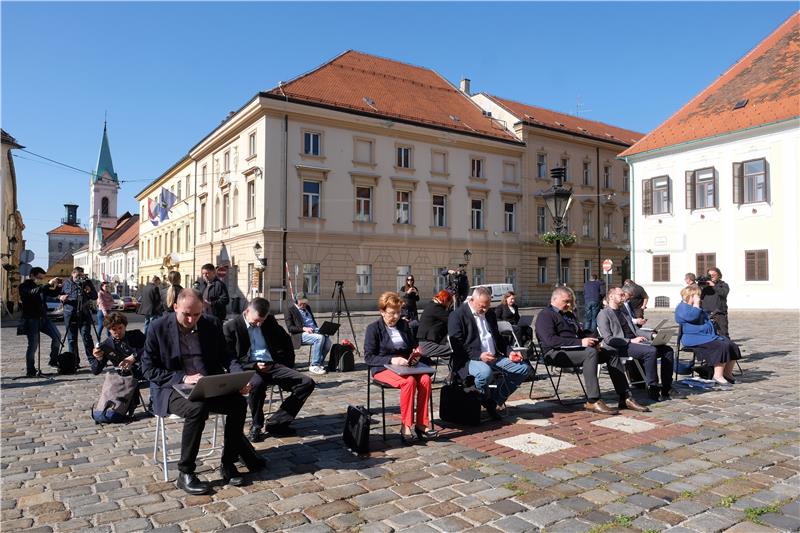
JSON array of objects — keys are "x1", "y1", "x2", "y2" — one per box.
[{"x1": 142, "y1": 289, "x2": 264, "y2": 495}]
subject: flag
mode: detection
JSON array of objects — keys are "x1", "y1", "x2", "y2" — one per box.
[
  {"x1": 158, "y1": 187, "x2": 177, "y2": 222},
  {"x1": 147, "y1": 198, "x2": 160, "y2": 226}
]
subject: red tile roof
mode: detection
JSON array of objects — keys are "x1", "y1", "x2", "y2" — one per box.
[
  {"x1": 101, "y1": 215, "x2": 139, "y2": 253},
  {"x1": 47, "y1": 224, "x2": 88, "y2": 236},
  {"x1": 263, "y1": 50, "x2": 520, "y2": 144},
  {"x1": 484, "y1": 94, "x2": 644, "y2": 147},
  {"x1": 621, "y1": 12, "x2": 800, "y2": 158}
]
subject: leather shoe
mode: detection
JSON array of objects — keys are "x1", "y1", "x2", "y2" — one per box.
[
  {"x1": 647, "y1": 386, "x2": 662, "y2": 402},
  {"x1": 619, "y1": 397, "x2": 651, "y2": 412},
  {"x1": 176, "y1": 472, "x2": 210, "y2": 495},
  {"x1": 219, "y1": 463, "x2": 244, "y2": 486},
  {"x1": 661, "y1": 388, "x2": 687, "y2": 400},
  {"x1": 248, "y1": 427, "x2": 264, "y2": 443},
  {"x1": 266, "y1": 424, "x2": 297, "y2": 437},
  {"x1": 481, "y1": 398, "x2": 503, "y2": 421},
  {"x1": 240, "y1": 452, "x2": 267, "y2": 472},
  {"x1": 584, "y1": 400, "x2": 619, "y2": 415}
]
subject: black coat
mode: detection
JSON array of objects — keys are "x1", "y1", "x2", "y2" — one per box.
[
  {"x1": 416, "y1": 300, "x2": 450, "y2": 343},
  {"x1": 447, "y1": 303, "x2": 508, "y2": 376},
  {"x1": 493, "y1": 304, "x2": 520, "y2": 325},
  {"x1": 285, "y1": 304, "x2": 318, "y2": 350},
  {"x1": 19, "y1": 279, "x2": 58, "y2": 319},
  {"x1": 534, "y1": 305, "x2": 587, "y2": 353},
  {"x1": 138, "y1": 282, "x2": 163, "y2": 316},
  {"x1": 199, "y1": 278, "x2": 230, "y2": 321},
  {"x1": 363, "y1": 318, "x2": 421, "y2": 376},
  {"x1": 141, "y1": 314, "x2": 242, "y2": 417},
  {"x1": 401, "y1": 287, "x2": 420, "y2": 320},
  {"x1": 91, "y1": 329, "x2": 146, "y2": 376},
  {"x1": 223, "y1": 313, "x2": 295, "y2": 370}
]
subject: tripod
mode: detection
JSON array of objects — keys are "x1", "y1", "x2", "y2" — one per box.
[
  {"x1": 56, "y1": 282, "x2": 98, "y2": 372},
  {"x1": 12, "y1": 321, "x2": 56, "y2": 381},
  {"x1": 330, "y1": 281, "x2": 360, "y2": 355}
]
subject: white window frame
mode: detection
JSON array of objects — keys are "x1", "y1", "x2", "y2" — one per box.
[
  {"x1": 248, "y1": 131, "x2": 257, "y2": 158},
  {"x1": 472, "y1": 267, "x2": 485, "y2": 286},
  {"x1": 432, "y1": 195, "x2": 447, "y2": 227},
  {"x1": 743, "y1": 159, "x2": 767, "y2": 204},
  {"x1": 356, "y1": 264, "x2": 372, "y2": 294},
  {"x1": 355, "y1": 186, "x2": 372, "y2": 222},
  {"x1": 303, "y1": 131, "x2": 321, "y2": 156},
  {"x1": 395, "y1": 190, "x2": 411, "y2": 224},
  {"x1": 504, "y1": 202, "x2": 516, "y2": 232},
  {"x1": 471, "y1": 198, "x2": 484, "y2": 230},
  {"x1": 246, "y1": 180, "x2": 256, "y2": 219},
  {"x1": 303, "y1": 263, "x2": 320, "y2": 295},
  {"x1": 537, "y1": 153, "x2": 547, "y2": 178},
  {"x1": 470, "y1": 157, "x2": 484, "y2": 179},
  {"x1": 396, "y1": 266, "x2": 411, "y2": 292},
  {"x1": 302, "y1": 181, "x2": 321, "y2": 218},
  {"x1": 397, "y1": 146, "x2": 412, "y2": 169}
]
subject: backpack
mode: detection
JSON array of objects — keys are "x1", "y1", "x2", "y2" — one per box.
[
  {"x1": 327, "y1": 343, "x2": 355, "y2": 372},
  {"x1": 342, "y1": 405, "x2": 370, "y2": 454},
  {"x1": 439, "y1": 374, "x2": 482, "y2": 426},
  {"x1": 57, "y1": 351, "x2": 78, "y2": 375},
  {"x1": 91, "y1": 372, "x2": 138, "y2": 423}
]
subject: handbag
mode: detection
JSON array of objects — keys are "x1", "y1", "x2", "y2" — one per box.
[
  {"x1": 91, "y1": 372, "x2": 138, "y2": 423},
  {"x1": 439, "y1": 376, "x2": 482, "y2": 426},
  {"x1": 342, "y1": 405, "x2": 370, "y2": 453}
]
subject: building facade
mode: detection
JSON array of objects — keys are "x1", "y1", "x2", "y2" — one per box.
[
  {"x1": 1, "y1": 129, "x2": 25, "y2": 315},
  {"x1": 47, "y1": 204, "x2": 89, "y2": 269},
  {"x1": 619, "y1": 13, "x2": 800, "y2": 310}
]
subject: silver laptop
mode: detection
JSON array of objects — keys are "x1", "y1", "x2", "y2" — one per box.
[
  {"x1": 383, "y1": 363, "x2": 435, "y2": 376},
  {"x1": 172, "y1": 371, "x2": 255, "y2": 401},
  {"x1": 649, "y1": 329, "x2": 674, "y2": 346}
]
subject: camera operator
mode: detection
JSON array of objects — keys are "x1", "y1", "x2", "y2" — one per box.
[
  {"x1": 442, "y1": 267, "x2": 469, "y2": 306},
  {"x1": 59, "y1": 267, "x2": 98, "y2": 367},
  {"x1": 19, "y1": 267, "x2": 62, "y2": 376},
  {"x1": 700, "y1": 267, "x2": 730, "y2": 338},
  {"x1": 90, "y1": 312, "x2": 145, "y2": 378}
]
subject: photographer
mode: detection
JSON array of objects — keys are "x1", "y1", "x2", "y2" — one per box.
[
  {"x1": 700, "y1": 267, "x2": 730, "y2": 337},
  {"x1": 442, "y1": 268, "x2": 469, "y2": 306},
  {"x1": 60, "y1": 267, "x2": 98, "y2": 368},
  {"x1": 90, "y1": 312, "x2": 145, "y2": 378},
  {"x1": 19, "y1": 267, "x2": 62, "y2": 376}
]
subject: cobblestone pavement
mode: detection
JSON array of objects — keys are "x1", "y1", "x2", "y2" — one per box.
[{"x1": 1, "y1": 309, "x2": 798, "y2": 532}]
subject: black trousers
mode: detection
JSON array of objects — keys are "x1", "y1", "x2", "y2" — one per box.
[
  {"x1": 712, "y1": 313, "x2": 729, "y2": 338},
  {"x1": 167, "y1": 391, "x2": 247, "y2": 474},
  {"x1": 248, "y1": 364, "x2": 315, "y2": 430},
  {"x1": 545, "y1": 347, "x2": 628, "y2": 402},
  {"x1": 625, "y1": 343, "x2": 674, "y2": 389}
]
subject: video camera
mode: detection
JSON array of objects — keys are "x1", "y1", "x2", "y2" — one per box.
[{"x1": 695, "y1": 275, "x2": 711, "y2": 286}]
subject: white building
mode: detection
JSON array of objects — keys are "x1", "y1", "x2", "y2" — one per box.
[{"x1": 619, "y1": 13, "x2": 800, "y2": 310}]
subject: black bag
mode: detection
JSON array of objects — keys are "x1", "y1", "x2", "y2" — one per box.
[
  {"x1": 343, "y1": 405, "x2": 370, "y2": 453},
  {"x1": 91, "y1": 372, "x2": 138, "y2": 423},
  {"x1": 439, "y1": 378, "x2": 482, "y2": 426},
  {"x1": 328, "y1": 344, "x2": 355, "y2": 372},
  {"x1": 57, "y1": 351, "x2": 78, "y2": 375}
]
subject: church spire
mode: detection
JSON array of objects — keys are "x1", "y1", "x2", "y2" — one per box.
[{"x1": 93, "y1": 122, "x2": 118, "y2": 183}]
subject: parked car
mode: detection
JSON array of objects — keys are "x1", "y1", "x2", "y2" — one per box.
[
  {"x1": 46, "y1": 297, "x2": 64, "y2": 321},
  {"x1": 469, "y1": 283, "x2": 514, "y2": 304},
  {"x1": 121, "y1": 296, "x2": 140, "y2": 312},
  {"x1": 111, "y1": 293, "x2": 124, "y2": 310}
]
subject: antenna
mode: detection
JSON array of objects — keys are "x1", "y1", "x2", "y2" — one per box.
[{"x1": 575, "y1": 97, "x2": 591, "y2": 117}]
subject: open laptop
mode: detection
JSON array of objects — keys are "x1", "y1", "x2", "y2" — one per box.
[
  {"x1": 648, "y1": 329, "x2": 674, "y2": 346},
  {"x1": 317, "y1": 321, "x2": 340, "y2": 336},
  {"x1": 642, "y1": 319, "x2": 668, "y2": 332},
  {"x1": 172, "y1": 371, "x2": 255, "y2": 401}
]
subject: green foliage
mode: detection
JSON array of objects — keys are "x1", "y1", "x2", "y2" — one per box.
[
  {"x1": 720, "y1": 495, "x2": 737, "y2": 508},
  {"x1": 614, "y1": 514, "x2": 633, "y2": 526},
  {"x1": 744, "y1": 503, "x2": 780, "y2": 524},
  {"x1": 540, "y1": 231, "x2": 577, "y2": 246}
]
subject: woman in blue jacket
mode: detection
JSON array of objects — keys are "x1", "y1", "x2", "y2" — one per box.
[{"x1": 675, "y1": 285, "x2": 740, "y2": 388}]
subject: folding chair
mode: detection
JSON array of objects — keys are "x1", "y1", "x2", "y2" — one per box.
[
  {"x1": 152, "y1": 413, "x2": 224, "y2": 481},
  {"x1": 265, "y1": 384, "x2": 285, "y2": 415},
  {"x1": 674, "y1": 326, "x2": 743, "y2": 381},
  {"x1": 536, "y1": 333, "x2": 589, "y2": 405},
  {"x1": 366, "y1": 367, "x2": 436, "y2": 440}
]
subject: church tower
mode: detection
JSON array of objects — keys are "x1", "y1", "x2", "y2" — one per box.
[{"x1": 87, "y1": 122, "x2": 120, "y2": 276}]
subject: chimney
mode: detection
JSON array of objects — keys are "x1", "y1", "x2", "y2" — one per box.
[
  {"x1": 460, "y1": 78, "x2": 471, "y2": 95},
  {"x1": 63, "y1": 204, "x2": 79, "y2": 226}
]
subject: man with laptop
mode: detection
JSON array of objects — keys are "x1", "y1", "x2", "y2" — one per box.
[
  {"x1": 285, "y1": 292, "x2": 334, "y2": 375},
  {"x1": 142, "y1": 289, "x2": 265, "y2": 495},
  {"x1": 597, "y1": 287, "x2": 683, "y2": 402},
  {"x1": 224, "y1": 298, "x2": 315, "y2": 443}
]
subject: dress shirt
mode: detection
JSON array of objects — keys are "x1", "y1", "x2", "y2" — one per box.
[
  {"x1": 178, "y1": 319, "x2": 206, "y2": 377},
  {"x1": 298, "y1": 307, "x2": 316, "y2": 329},
  {"x1": 471, "y1": 309, "x2": 496, "y2": 355},
  {"x1": 246, "y1": 316, "x2": 273, "y2": 363}
]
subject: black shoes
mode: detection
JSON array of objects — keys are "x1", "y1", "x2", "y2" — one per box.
[
  {"x1": 481, "y1": 399, "x2": 503, "y2": 421},
  {"x1": 176, "y1": 472, "x2": 210, "y2": 495},
  {"x1": 266, "y1": 424, "x2": 296, "y2": 437},
  {"x1": 399, "y1": 428, "x2": 416, "y2": 446},
  {"x1": 414, "y1": 426, "x2": 439, "y2": 441},
  {"x1": 240, "y1": 452, "x2": 267, "y2": 472},
  {"x1": 661, "y1": 387, "x2": 687, "y2": 400},
  {"x1": 219, "y1": 463, "x2": 244, "y2": 486},
  {"x1": 648, "y1": 386, "x2": 662, "y2": 402},
  {"x1": 248, "y1": 427, "x2": 264, "y2": 443}
]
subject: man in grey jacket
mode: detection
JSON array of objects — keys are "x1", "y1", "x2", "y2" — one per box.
[{"x1": 597, "y1": 287, "x2": 678, "y2": 401}]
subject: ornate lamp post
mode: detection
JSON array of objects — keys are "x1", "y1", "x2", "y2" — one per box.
[
  {"x1": 538, "y1": 168, "x2": 574, "y2": 286},
  {"x1": 463, "y1": 249, "x2": 472, "y2": 265},
  {"x1": 253, "y1": 242, "x2": 267, "y2": 295}
]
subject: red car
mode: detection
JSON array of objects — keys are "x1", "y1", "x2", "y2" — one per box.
[{"x1": 122, "y1": 296, "x2": 140, "y2": 312}]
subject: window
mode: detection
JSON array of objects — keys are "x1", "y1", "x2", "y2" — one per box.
[
  {"x1": 603, "y1": 213, "x2": 612, "y2": 239},
  {"x1": 356, "y1": 265, "x2": 372, "y2": 294},
  {"x1": 58, "y1": 242, "x2": 63, "y2": 252},
  {"x1": 472, "y1": 267, "x2": 485, "y2": 286},
  {"x1": 734, "y1": 158, "x2": 768, "y2": 204},
  {"x1": 397, "y1": 266, "x2": 411, "y2": 291},
  {"x1": 248, "y1": 132, "x2": 256, "y2": 157},
  {"x1": 471, "y1": 158, "x2": 484, "y2": 179},
  {"x1": 431, "y1": 150, "x2": 447, "y2": 174},
  {"x1": 201, "y1": 165, "x2": 207, "y2": 185},
  {"x1": 583, "y1": 162, "x2": 591, "y2": 186},
  {"x1": 582, "y1": 211, "x2": 592, "y2": 237},
  {"x1": 560, "y1": 258, "x2": 570, "y2": 284},
  {"x1": 232, "y1": 188, "x2": 239, "y2": 224},
  {"x1": 177, "y1": 181, "x2": 182, "y2": 202},
  {"x1": 623, "y1": 168, "x2": 629, "y2": 192},
  {"x1": 561, "y1": 157, "x2": 569, "y2": 181},
  {"x1": 505, "y1": 268, "x2": 517, "y2": 288},
  {"x1": 686, "y1": 167, "x2": 717, "y2": 210},
  {"x1": 396, "y1": 191, "x2": 411, "y2": 224},
  {"x1": 247, "y1": 263, "x2": 254, "y2": 292},
  {"x1": 185, "y1": 176, "x2": 190, "y2": 197},
  {"x1": 247, "y1": 180, "x2": 255, "y2": 219},
  {"x1": 504, "y1": 203, "x2": 516, "y2": 232},
  {"x1": 653, "y1": 255, "x2": 670, "y2": 282},
  {"x1": 432, "y1": 195, "x2": 447, "y2": 227},
  {"x1": 745, "y1": 250, "x2": 768, "y2": 281},
  {"x1": 537, "y1": 258, "x2": 547, "y2": 284},
  {"x1": 470, "y1": 199, "x2": 484, "y2": 230},
  {"x1": 696, "y1": 253, "x2": 716, "y2": 276},
  {"x1": 537, "y1": 206, "x2": 547, "y2": 234},
  {"x1": 397, "y1": 146, "x2": 411, "y2": 168},
  {"x1": 584, "y1": 260, "x2": 592, "y2": 283},
  {"x1": 101, "y1": 197, "x2": 109, "y2": 216},
  {"x1": 354, "y1": 138, "x2": 373, "y2": 164},
  {"x1": 176, "y1": 229, "x2": 181, "y2": 252},
  {"x1": 222, "y1": 193, "x2": 230, "y2": 227},
  {"x1": 185, "y1": 224, "x2": 191, "y2": 249},
  {"x1": 200, "y1": 202, "x2": 206, "y2": 233},
  {"x1": 355, "y1": 186, "x2": 372, "y2": 222},
  {"x1": 643, "y1": 176, "x2": 672, "y2": 215},
  {"x1": 434, "y1": 267, "x2": 448, "y2": 292},
  {"x1": 303, "y1": 264, "x2": 320, "y2": 295},
  {"x1": 623, "y1": 215, "x2": 630, "y2": 236},
  {"x1": 603, "y1": 166, "x2": 612, "y2": 189},
  {"x1": 303, "y1": 181, "x2": 320, "y2": 218},
  {"x1": 304, "y1": 132, "x2": 321, "y2": 156},
  {"x1": 224, "y1": 151, "x2": 230, "y2": 173},
  {"x1": 170, "y1": 231, "x2": 175, "y2": 253},
  {"x1": 537, "y1": 153, "x2": 547, "y2": 178}
]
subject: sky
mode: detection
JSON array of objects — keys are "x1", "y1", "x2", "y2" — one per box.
[{"x1": 2, "y1": 1, "x2": 796, "y2": 267}]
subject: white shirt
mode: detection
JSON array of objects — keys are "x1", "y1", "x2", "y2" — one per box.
[{"x1": 471, "y1": 308, "x2": 496, "y2": 355}]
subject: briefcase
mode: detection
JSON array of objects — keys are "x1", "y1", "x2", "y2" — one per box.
[
  {"x1": 342, "y1": 405, "x2": 370, "y2": 453},
  {"x1": 439, "y1": 380, "x2": 481, "y2": 426}
]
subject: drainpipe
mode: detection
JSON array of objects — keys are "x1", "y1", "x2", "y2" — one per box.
[
  {"x1": 281, "y1": 114, "x2": 288, "y2": 306},
  {"x1": 623, "y1": 155, "x2": 635, "y2": 278},
  {"x1": 596, "y1": 147, "x2": 601, "y2": 278},
  {"x1": 192, "y1": 159, "x2": 198, "y2": 283}
]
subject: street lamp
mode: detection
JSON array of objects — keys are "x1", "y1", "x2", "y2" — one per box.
[
  {"x1": 253, "y1": 241, "x2": 267, "y2": 295},
  {"x1": 463, "y1": 249, "x2": 472, "y2": 265},
  {"x1": 538, "y1": 167, "x2": 574, "y2": 286}
]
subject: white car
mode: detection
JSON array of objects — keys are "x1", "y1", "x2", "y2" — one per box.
[
  {"x1": 46, "y1": 297, "x2": 64, "y2": 321},
  {"x1": 111, "y1": 293, "x2": 124, "y2": 310},
  {"x1": 469, "y1": 283, "x2": 514, "y2": 304}
]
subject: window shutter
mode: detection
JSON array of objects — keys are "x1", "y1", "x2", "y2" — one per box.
[
  {"x1": 667, "y1": 176, "x2": 673, "y2": 214},
  {"x1": 642, "y1": 179, "x2": 652, "y2": 215},
  {"x1": 685, "y1": 170, "x2": 695, "y2": 211},
  {"x1": 763, "y1": 159, "x2": 770, "y2": 204},
  {"x1": 745, "y1": 251, "x2": 755, "y2": 280},
  {"x1": 713, "y1": 168, "x2": 719, "y2": 208},
  {"x1": 732, "y1": 162, "x2": 743, "y2": 204}
]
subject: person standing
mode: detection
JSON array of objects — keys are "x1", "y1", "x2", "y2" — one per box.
[
  {"x1": 96, "y1": 282, "x2": 114, "y2": 338},
  {"x1": 400, "y1": 275, "x2": 420, "y2": 322},
  {"x1": 138, "y1": 276, "x2": 163, "y2": 334},
  {"x1": 60, "y1": 267, "x2": 98, "y2": 367},
  {"x1": 197, "y1": 264, "x2": 229, "y2": 322},
  {"x1": 19, "y1": 267, "x2": 62, "y2": 376},
  {"x1": 623, "y1": 279, "x2": 649, "y2": 319},
  {"x1": 700, "y1": 267, "x2": 730, "y2": 337},
  {"x1": 583, "y1": 274, "x2": 605, "y2": 333},
  {"x1": 164, "y1": 270, "x2": 183, "y2": 314}
]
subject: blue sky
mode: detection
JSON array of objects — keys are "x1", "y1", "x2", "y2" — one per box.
[{"x1": 2, "y1": 1, "x2": 796, "y2": 266}]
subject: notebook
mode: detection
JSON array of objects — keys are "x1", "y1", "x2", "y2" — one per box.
[
  {"x1": 383, "y1": 363, "x2": 435, "y2": 375},
  {"x1": 172, "y1": 371, "x2": 256, "y2": 401},
  {"x1": 317, "y1": 321, "x2": 340, "y2": 336}
]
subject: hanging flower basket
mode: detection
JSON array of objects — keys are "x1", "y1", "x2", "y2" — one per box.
[{"x1": 540, "y1": 231, "x2": 577, "y2": 246}]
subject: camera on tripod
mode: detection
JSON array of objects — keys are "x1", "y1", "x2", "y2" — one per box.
[{"x1": 695, "y1": 275, "x2": 711, "y2": 286}]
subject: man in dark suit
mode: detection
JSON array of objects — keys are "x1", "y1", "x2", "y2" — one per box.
[
  {"x1": 224, "y1": 298, "x2": 315, "y2": 442},
  {"x1": 141, "y1": 289, "x2": 264, "y2": 495},
  {"x1": 448, "y1": 286, "x2": 530, "y2": 420},
  {"x1": 138, "y1": 275, "x2": 163, "y2": 334},
  {"x1": 535, "y1": 286, "x2": 649, "y2": 415}
]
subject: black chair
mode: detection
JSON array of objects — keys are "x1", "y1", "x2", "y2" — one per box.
[
  {"x1": 674, "y1": 325, "x2": 743, "y2": 382},
  {"x1": 366, "y1": 366, "x2": 436, "y2": 441},
  {"x1": 535, "y1": 334, "x2": 589, "y2": 405}
]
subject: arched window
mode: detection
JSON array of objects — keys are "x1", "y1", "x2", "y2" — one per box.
[
  {"x1": 101, "y1": 197, "x2": 109, "y2": 216},
  {"x1": 232, "y1": 187, "x2": 239, "y2": 225}
]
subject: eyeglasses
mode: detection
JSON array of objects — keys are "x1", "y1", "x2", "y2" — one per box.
[{"x1": 406, "y1": 278, "x2": 414, "y2": 281}]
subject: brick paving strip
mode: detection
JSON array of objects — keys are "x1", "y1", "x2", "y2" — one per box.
[{"x1": 1, "y1": 309, "x2": 798, "y2": 532}]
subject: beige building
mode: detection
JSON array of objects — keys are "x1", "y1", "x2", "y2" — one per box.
[
  {"x1": 1, "y1": 129, "x2": 25, "y2": 315},
  {"x1": 139, "y1": 50, "x2": 641, "y2": 311}
]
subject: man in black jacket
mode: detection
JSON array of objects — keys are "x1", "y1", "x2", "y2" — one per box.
[
  {"x1": 59, "y1": 267, "x2": 98, "y2": 367},
  {"x1": 197, "y1": 263, "x2": 229, "y2": 322},
  {"x1": 138, "y1": 275, "x2": 163, "y2": 334},
  {"x1": 141, "y1": 290, "x2": 263, "y2": 495},
  {"x1": 284, "y1": 292, "x2": 331, "y2": 375},
  {"x1": 448, "y1": 286, "x2": 530, "y2": 420},
  {"x1": 534, "y1": 286, "x2": 649, "y2": 415},
  {"x1": 19, "y1": 267, "x2": 62, "y2": 376},
  {"x1": 224, "y1": 298, "x2": 315, "y2": 442},
  {"x1": 700, "y1": 267, "x2": 730, "y2": 337}
]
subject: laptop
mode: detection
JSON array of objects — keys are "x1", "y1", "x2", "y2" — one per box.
[
  {"x1": 648, "y1": 329, "x2": 674, "y2": 346},
  {"x1": 317, "y1": 321, "x2": 340, "y2": 336},
  {"x1": 172, "y1": 371, "x2": 256, "y2": 401},
  {"x1": 643, "y1": 319, "x2": 668, "y2": 332},
  {"x1": 383, "y1": 363, "x2": 435, "y2": 375}
]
